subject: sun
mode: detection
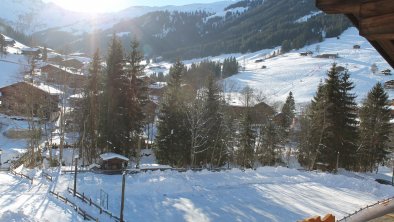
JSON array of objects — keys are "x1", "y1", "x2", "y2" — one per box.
[{"x1": 52, "y1": 0, "x2": 125, "y2": 13}]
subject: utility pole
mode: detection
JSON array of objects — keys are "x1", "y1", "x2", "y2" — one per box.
[
  {"x1": 391, "y1": 158, "x2": 394, "y2": 186},
  {"x1": 120, "y1": 171, "x2": 126, "y2": 222},
  {"x1": 336, "y1": 151, "x2": 340, "y2": 173},
  {"x1": 73, "y1": 155, "x2": 79, "y2": 196}
]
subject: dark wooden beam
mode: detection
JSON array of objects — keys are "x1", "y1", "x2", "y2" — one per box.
[
  {"x1": 360, "y1": 13, "x2": 394, "y2": 40},
  {"x1": 316, "y1": 0, "x2": 394, "y2": 69},
  {"x1": 370, "y1": 40, "x2": 394, "y2": 68},
  {"x1": 316, "y1": 0, "x2": 361, "y2": 15},
  {"x1": 360, "y1": 0, "x2": 394, "y2": 18}
]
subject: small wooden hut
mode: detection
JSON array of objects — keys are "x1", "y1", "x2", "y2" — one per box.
[{"x1": 99, "y1": 153, "x2": 129, "y2": 171}]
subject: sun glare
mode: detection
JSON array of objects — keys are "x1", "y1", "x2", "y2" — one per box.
[{"x1": 53, "y1": 0, "x2": 123, "y2": 13}]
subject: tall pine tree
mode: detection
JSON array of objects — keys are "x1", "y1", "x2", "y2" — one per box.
[
  {"x1": 281, "y1": 91, "x2": 296, "y2": 129},
  {"x1": 155, "y1": 60, "x2": 191, "y2": 167},
  {"x1": 123, "y1": 38, "x2": 148, "y2": 158},
  {"x1": 358, "y1": 83, "x2": 391, "y2": 172},
  {"x1": 101, "y1": 34, "x2": 125, "y2": 154}
]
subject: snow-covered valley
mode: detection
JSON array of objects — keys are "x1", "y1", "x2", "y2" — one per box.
[{"x1": 0, "y1": 27, "x2": 393, "y2": 222}]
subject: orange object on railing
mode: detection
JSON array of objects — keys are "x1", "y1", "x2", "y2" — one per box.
[{"x1": 301, "y1": 214, "x2": 335, "y2": 222}]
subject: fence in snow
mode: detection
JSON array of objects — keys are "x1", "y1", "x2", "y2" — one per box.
[
  {"x1": 49, "y1": 191, "x2": 97, "y2": 221},
  {"x1": 67, "y1": 187, "x2": 121, "y2": 222}
]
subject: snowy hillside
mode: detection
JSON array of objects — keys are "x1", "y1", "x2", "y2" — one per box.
[
  {"x1": 224, "y1": 27, "x2": 392, "y2": 104},
  {"x1": 0, "y1": 35, "x2": 29, "y2": 88},
  {"x1": 147, "y1": 27, "x2": 391, "y2": 105}
]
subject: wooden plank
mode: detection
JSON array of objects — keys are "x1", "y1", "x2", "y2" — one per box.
[
  {"x1": 360, "y1": 13, "x2": 394, "y2": 39},
  {"x1": 316, "y1": 0, "x2": 361, "y2": 15},
  {"x1": 368, "y1": 40, "x2": 394, "y2": 68},
  {"x1": 360, "y1": 0, "x2": 394, "y2": 18},
  {"x1": 377, "y1": 40, "x2": 394, "y2": 66}
]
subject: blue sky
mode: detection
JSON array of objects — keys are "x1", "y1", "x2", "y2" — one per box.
[{"x1": 44, "y1": 0, "x2": 227, "y2": 13}]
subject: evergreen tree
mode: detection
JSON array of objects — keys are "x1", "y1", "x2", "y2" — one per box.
[
  {"x1": 222, "y1": 57, "x2": 239, "y2": 78},
  {"x1": 281, "y1": 40, "x2": 291, "y2": 53},
  {"x1": 236, "y1": 87, "x2": 255, "y2": 168},
  {"x1": 123, "y1": 38, "x2": 148, "y2": 158},
  {"x1": 298, "y1": 82, "x2": 328, "y2": 170},
  {"x1": 155, "y1": 60, "x2": 191, "y2": 167},
  {"x1": 203, "y1": 76, "x2": 227, "y2": 167},
  {"x1": 338, "y1": 70, "x2": 358, "y2": 169},
  {"x1": 0, "y1": 34, "x2": 6, "y2": 56},
  {"x1": 298, "y1": 64, "x2": 358, "y2": 170},
  {"x1": 281, "y1": 91, "x2": 295, "y2": 129},
  {"x1": 79, "y1": 49, "x2": 102, "y2": 163},
  {"x1": 358, "y1": 83, "x2": 391, "y2": 172},
  {"x1": 100, "y1": 34, "x2": 125, "y2": 154},
  {"x1": 256, "y1": 119, "x2": 282, "y2": 166}
]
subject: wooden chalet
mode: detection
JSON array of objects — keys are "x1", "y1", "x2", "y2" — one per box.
[
  {"x1": 21, "y1": 48, "x2": 41, "y2": 57},
  {"x1": 4, "y1": 38, "x2": 16, "y2": 47},
  {"x1": 99, "y1": 152, "x2": 129, "y2": 171},
  {"x1": 316, "y1": 53, "x2": 339, "y2": 59},
  {"x1": 353, "y1": 44, "x2": 361, "y2": 49},
  {"x1": 60, "y1": 58, "x2": 84, "y2": 69},
  {"x1": 0, "y1": 82, "x2": 59, "y2": 119},
  {"x1": 41, "y1": 64, "x2": 88, "y2": 88},
  {"x1": 227, "y1": 101, "x2": 276, "y2": 126},
  {"x1": 316, "y1": 0, "x2": 394, "y2": 68},
  {"x1": 300, "y1": 51, "x2": 313, "y2": 56},
  {"x1": 48, "y1": 56, "x2": 64, "y2": 64},
  {"x1": 149, "y1": 82, "x2": 167, "y2": 97}
]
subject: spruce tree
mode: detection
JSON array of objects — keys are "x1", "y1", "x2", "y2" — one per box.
[
  {"x1": 320, "y1": 64, "x2": 357, "y2": 170},
  {"x1": 101, "y1": 34, "x2": 125, "y2": 154},
  {"x1": 299, "y1": 83, "x2": 328, "y2": 170},
  {"x1": 281, "y1": 91, "x2": 295, "y2": 129},
  {"x1": 236, "y1": 87, "x2": 255, "y2": 168},
  {"x1": 203, "y1": 76, "x2": 227, "y2": 167},
  {"x1": 358, "y1": 83, "x2": 391, "y2": 172},
  {"x1": 257, "y1": 119, "x2": 281, "y2": 166},
  {"x1": 338, "y1": 70, "x2": 358, "y2": 169},
  {"x1": 0, "y1": 34, "x2": 6, "y2": 56},
  {"x1": 123, "y1": 39, "x2": 148, "y2": 157},
  {"x1": 299, "y1": 64, "x2": 358, "y2": 170},
  {"x1": 78, "y1": 49, "x2": 102, "y2": 163},
  {"x1": 155, "y1": 60, "x2": 191, "y2": 167}
]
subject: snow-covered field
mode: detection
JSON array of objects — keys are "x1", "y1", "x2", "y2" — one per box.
[{"x1": 1, "y1": 166, "x2": 394, "y2": 222}]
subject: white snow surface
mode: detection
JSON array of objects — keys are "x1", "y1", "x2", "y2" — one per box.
[
  {"x1": 2, "y1": 166, "x2": 394, "y2": 221},
  {"x1": 295, "y1": 11, "x2": 323, "y2": 23}
]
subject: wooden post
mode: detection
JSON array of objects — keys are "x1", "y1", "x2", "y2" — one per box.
[
  {"x1": 74, "y1": 157, "x2": 78, "y2": 196},
  {"x1": 336, "y1": 151, "x2": 340, "y2": 173},
  {"x1": 120, "y1": 172, "x2": 126, "y2": 222}
]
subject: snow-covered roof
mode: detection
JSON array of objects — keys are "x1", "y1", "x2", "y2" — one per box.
[
  {"x1": 32, "y1": 83, "x2": 63, "y2": 95},
  {"x1": 149, "y1": 82, "x2": 167, "y2": 89},
  {"x1": 69, "y1": 93, "x2": 84, "y2": 99},
  {"x1": 100, "y1": 152, "x2": 129, "y2": 161},
  {"x1": 21, "y1": 47, "x2": 40, "y2": 52}
]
